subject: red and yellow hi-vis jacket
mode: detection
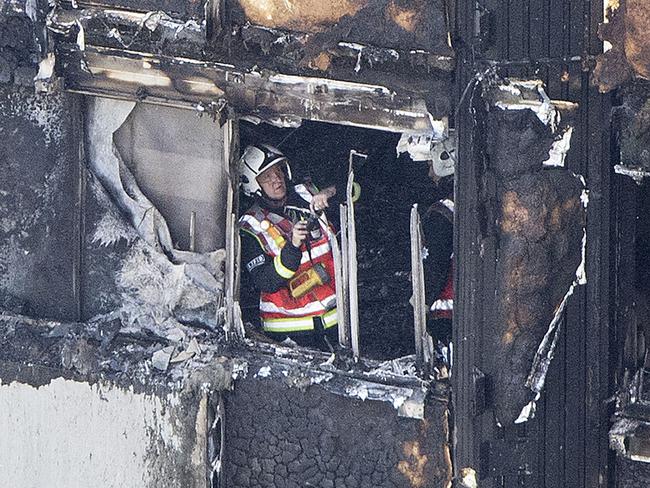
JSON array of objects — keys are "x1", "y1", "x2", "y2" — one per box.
[{"x1": 239, "y1": 184, "x2": 337, "y2": 334}]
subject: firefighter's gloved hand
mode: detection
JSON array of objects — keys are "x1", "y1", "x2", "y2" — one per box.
[
  {"x1": 310, "y1": 193, "x2": 330, "y2": 213},
  {"x1": 291, "y1": 220, "x2": 308, "y2": 247},
  {"x1": 310, "y1": 186, "x2": 336, "y2": 213}
]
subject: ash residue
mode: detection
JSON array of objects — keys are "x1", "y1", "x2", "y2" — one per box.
[
  {"x1": 116, "y1": 240, "x2": 216, "y2": 331},
  {"x1": 91, "y1": 207, "x2": 139, "y2": 248},
  {"x1": 84, "y1": 172, "x2": 224, "y2": 338},
  {"x1": 0, "y1": 311, "x2": 231, "y2": 391}
]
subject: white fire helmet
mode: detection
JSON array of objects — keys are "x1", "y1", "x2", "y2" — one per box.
[
  {"x1": 430, "y1": 133, "x2": 456, "y2": 178},
  {"x1": 239, "y1": 144, "x2": 292, "y2": 197}
]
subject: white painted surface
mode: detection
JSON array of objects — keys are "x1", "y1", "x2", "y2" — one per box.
[{"x1": 0, "y1": 377, "x2": 198, "y2": 488}]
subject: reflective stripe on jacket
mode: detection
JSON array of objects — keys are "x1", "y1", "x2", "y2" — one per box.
[{"x1": 239, "y1": 184, "x2": 337, "y2": 333}]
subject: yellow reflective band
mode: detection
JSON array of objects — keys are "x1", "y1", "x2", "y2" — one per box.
[
  {"x1": 263, "y1": 308, "x2": 338, "y2": 333},
  {"x1": 351, "y1": 182, "x2": 361, "y2": 203},
  {"x1": 274, "y1": 255, "x2": 295, "y2": 279},
  {"x1": 322, "y1": 308, "x2": 338, "y2": 329}
]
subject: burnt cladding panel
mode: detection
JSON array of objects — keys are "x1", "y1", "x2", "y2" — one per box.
[
  {"x1": 224, "y1": 373, "x2": 451, "y2": 488},
  {"x1": 454, "y1": 0, "x2": 611, "y2": 486},
  {"x1": 230, "y1": 0, "x2": 451, "y2": 53},
  {"x1": 0, "y1": 86, "x2": 80, "y2": 320}
]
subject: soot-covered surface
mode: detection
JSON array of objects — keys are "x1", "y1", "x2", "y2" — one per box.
[
  {"x1": 0, "y1": 85, "x2": 79, "y2": 320},
  {"x1": 595, "y1": 0, "x2": 650, "y2": 92},
  {"x1": 239, "y1": 121, "x2": 441, "y2": 360},
  {"x1": 0, "y1": 0, "x2": 44, "y2": 86},
  {"x1": 617, "y1": 458, "x2": 650, "y2": 488},
  {"x1": 485, "y1": 107, "x2": 585, "y2": 424},
  {"x1": 224, "y1": 357, "x2": 451, "y2": 488},
  {"x1": 616, "y1": 81, "x2": 650, "y2": 171}
]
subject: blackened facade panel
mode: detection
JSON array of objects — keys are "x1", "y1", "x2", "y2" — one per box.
[{"x1": 454, "y1": 0, "x2": 612, "y2": 486}]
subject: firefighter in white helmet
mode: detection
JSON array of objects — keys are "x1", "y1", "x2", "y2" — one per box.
[{"x1": 238, "y1": 144, "x2": 338, "y2": 350}]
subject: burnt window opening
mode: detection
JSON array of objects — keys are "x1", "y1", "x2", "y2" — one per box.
[{"x1": 236, "y1": 119, "x2": 451, "y2": 362}]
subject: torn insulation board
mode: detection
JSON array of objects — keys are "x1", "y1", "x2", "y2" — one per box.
[{"x1": 483, "y1": 79, "x2": 586, "y2": 424}]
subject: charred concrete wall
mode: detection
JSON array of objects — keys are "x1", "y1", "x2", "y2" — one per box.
[
  {"x1": 0, "y1": 0, "x2": 44, "y2": 86},
  {"x1": 0, "y1": 372, "x2": 209, "y2": 488},
  {"x1": 0, "y1": 84, "x2": 81, "y2": 320},
  {"x1": 0, "y1": 312, "x2": 451, "y2": 488}
]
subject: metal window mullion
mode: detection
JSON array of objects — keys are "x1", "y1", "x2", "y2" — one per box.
[
  {"x1": 410, "y1": 204, "x2": 429, "y2": 374},
  {"x1": 346, "y1": 171, "x2": 360, "y2": 361},
  {"x1": 223, "y1": 118, "x2": 243, "y2": 341},
  {"x1": 328, "y1": 217, "x2": 349, "y2": 348}
]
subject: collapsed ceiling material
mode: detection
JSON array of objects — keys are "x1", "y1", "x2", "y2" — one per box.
[
  {"x1": 594, "y1": 0, "x2": 650, "y2": 92},
  {"x1": 481, "y1": 79, "x2": 586, "y2": 424}
]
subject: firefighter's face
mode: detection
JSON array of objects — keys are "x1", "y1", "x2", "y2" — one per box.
[{"x1": 257, "y1": 164, "x2": 287, "y2": 200}]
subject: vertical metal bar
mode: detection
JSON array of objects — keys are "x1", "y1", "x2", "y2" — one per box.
[
  {"x1": 346, "y1": 172, "x2": 360, "y2": 361},
  {"x1": 230, "y1": 121, "x2": 241, "y2": 301},
  {"x1": 339, "y1": 206, "x2": 351, "y2": 348},
  {"x1": 326, "y1": 223, "x2": 349, "y2": 349},
  {"x1": 410, "y1": 205, "x2": 427, "y2": 372},
  {"x1": 223, "y1": 119, "x2": 242, "y2": 340},
  {"x1": 189, "y1": 211, "x2": 196, "y2": 252}
]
